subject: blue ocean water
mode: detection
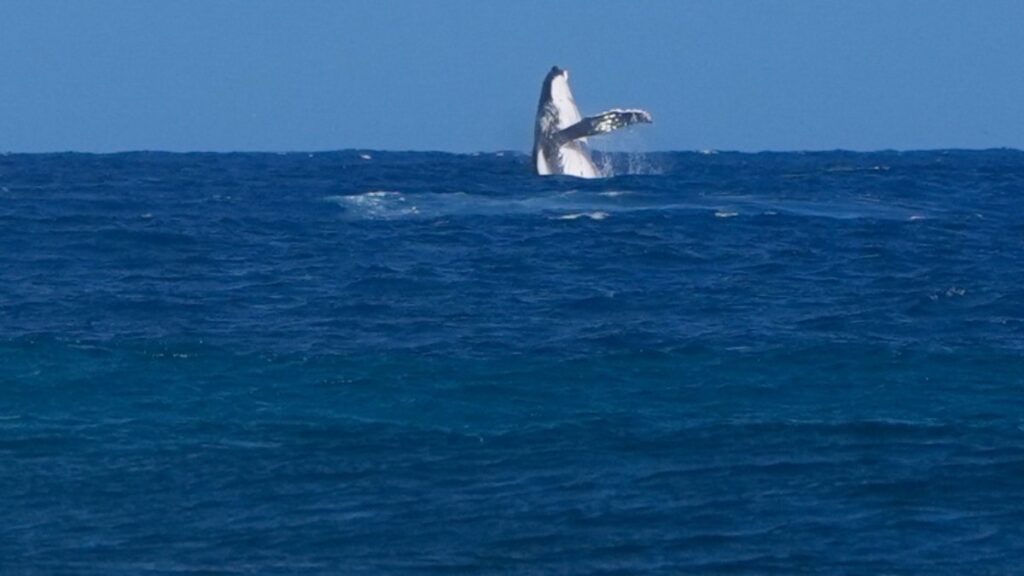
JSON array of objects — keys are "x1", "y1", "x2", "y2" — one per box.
[{"x1": 1, "y1": 149, "x2": 1023, "y2": 574}]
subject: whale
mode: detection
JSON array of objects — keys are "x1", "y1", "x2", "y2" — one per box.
[{"x1": 533, "y1": 66, "x2": 652, "y2": 178}]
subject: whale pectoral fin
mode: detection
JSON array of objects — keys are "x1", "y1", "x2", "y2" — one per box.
[{"x1": 556, "y1": 109, "x2": 653, "y2": 144}]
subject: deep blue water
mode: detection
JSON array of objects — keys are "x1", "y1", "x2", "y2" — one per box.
[{"x1": 2, "y1": 149, "x2": 1023, "y2": 574}]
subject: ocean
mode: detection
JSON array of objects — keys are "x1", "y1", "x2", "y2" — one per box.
[{"x1": 2, "y1": 149, "x2": 1023, "y2": 574}]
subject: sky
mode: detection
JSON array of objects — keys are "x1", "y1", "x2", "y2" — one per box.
[{"x1": 1, "y1": 0, "x2": 1023, "y2": 153}]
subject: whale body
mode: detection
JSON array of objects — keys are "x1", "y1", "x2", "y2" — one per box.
[{"x1": 532, "y1": 66, "x2": 652, "y2": 178}]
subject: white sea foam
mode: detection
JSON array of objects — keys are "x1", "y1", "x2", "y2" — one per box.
[
  {"x1": 329, "y1": 190, "x2": 622, "y2": 221},
  {"x1": 328, "y1": 191, "x2": 419, "y2": 219},
  {"x1": 325, "y1": 190, "x2": 939, "y2": 225},
  {"x1": 554, "y1": 211, "x2": 609, "y2": 221}
]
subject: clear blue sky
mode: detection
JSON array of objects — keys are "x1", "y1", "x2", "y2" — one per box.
[{"x1": 2, "y1": 0, "x2": 1022, "y2": 153}]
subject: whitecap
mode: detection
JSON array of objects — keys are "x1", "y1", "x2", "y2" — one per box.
[
  {"x1": 327, "y1": 191, "x2": 419, "y2": 219},
  {"x1": 715, "y1": 210, "x2": 738, "y2": 218},
  {"x1": 347, "y1": 190, "x2": 399, "y2": 201},
  {"x1": 553, "y1": 211, "x2": 609, "y2": 221}
]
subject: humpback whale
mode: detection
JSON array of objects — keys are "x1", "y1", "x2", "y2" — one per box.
[{"x1": 533, "y1": 66, "x2": 652, "y2": 178}]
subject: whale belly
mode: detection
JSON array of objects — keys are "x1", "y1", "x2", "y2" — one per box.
[
  {"x1": 535, "y1": 149, "x2": 553, "y2": 175},
  {"x1": 558, "y1": 142, "x2": 601, "y2": 179}
]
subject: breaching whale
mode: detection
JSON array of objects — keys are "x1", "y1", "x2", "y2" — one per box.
[{"x1": 533, "y1": 66, "x2": 652, "y2": 178}]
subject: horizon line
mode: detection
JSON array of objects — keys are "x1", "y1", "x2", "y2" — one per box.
[{"x1": 3, "y1": 146, "x2": 1023, "y2": 156}]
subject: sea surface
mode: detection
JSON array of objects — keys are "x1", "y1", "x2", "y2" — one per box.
[{"x1": 2, "y1": 149, "x2": 1023, "y2": 575}]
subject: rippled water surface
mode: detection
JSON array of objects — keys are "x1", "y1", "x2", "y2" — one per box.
[{"x1": 2, "y1": 150, "x2": 1023, "y2": 574}]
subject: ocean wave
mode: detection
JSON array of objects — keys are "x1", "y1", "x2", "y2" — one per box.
[{"x1": 553, "y1": 211, "x2": 609, "y2": 221}]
